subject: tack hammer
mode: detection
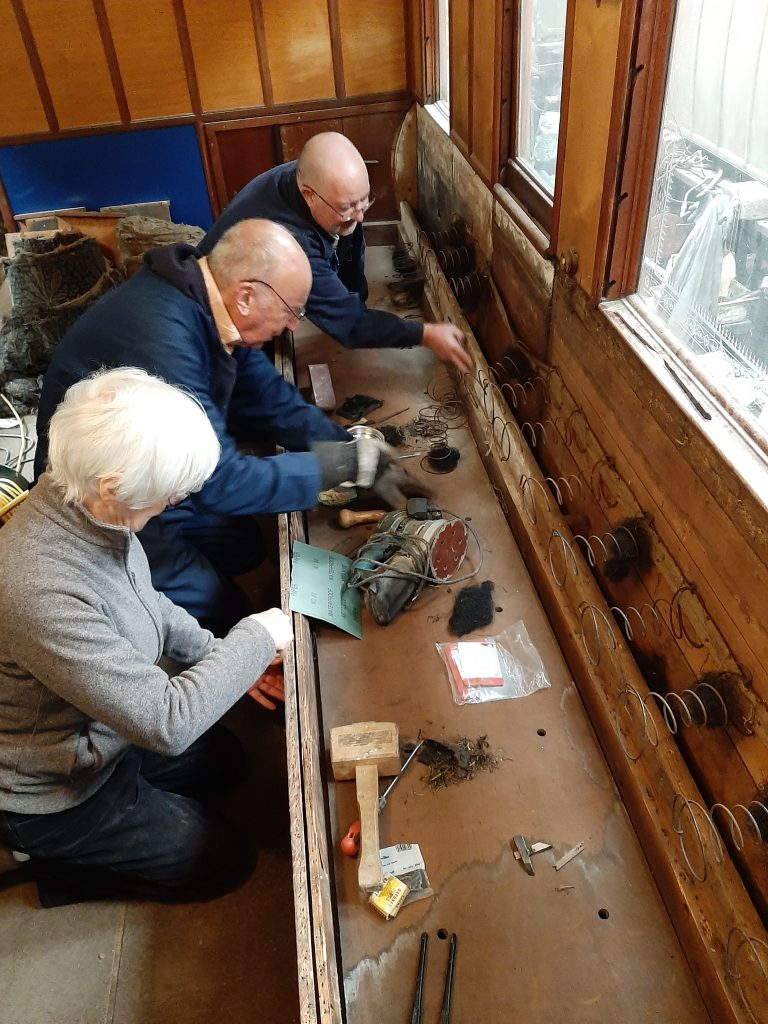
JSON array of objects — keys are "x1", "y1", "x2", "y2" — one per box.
[{"x1": 329, "y1": 721, "x2": 401, "y2": 891}]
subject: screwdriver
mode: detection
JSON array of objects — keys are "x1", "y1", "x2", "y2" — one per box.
[{"x1": 340, "y1": 740, "x2": 425, "y2": 857}]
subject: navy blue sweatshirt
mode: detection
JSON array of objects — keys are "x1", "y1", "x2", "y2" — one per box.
[
  {"x1": 35, "y1": 243, "x2": 348, "y2": 515},
  {"x1": 199, "y1": 161, "x2": 424, "y2": 351}
]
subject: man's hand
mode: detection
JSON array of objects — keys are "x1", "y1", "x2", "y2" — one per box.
[
  {"x1": 422, "y1": 322, "x2": 473, "y2": 373},
  {"x1": 311, "y1": 438, "x2": 432, "y2": 509},
  {"x1": 366, "y1": 439, "x2": 433, "y2": 508},
  {"x1": 247, "y1": 656, "x2": 285, "y2": 710}
]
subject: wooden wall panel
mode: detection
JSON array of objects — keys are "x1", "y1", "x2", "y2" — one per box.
[
  {"x1": 337, "y1": 0, "x2": 407, "y2": 96},
  {"x1": 470, "y1": 0, "x2": 497, "y2": 182},
  {"x1": 262, "y1": 0, "x2": 335, "y2": 104},
  {"x1": 280, "y1": 119, "x2": 344, "y2": 162},
  {"x1": 343, "y1": 110, "x2": 407, "y2": 219},
  {"x1": 183, "y1": 0, "x2": 263, "y2": 112},
  {"x1": 0, "y1": 1, "x2": 48, "y2": 136},
  {"x1": 449, "y1": 0, "x2": 470, "y2": 148},
  {"x1": 24, "y1": 0, "x2": 119, "y2": 129},
  {"x1": 105, "y1": 0, "x2": 191, "y2": 119},
  {"x1": 215, "y1": 124, "x2": 279, "y2": 205}
]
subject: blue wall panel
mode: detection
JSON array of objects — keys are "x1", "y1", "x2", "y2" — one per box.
[{"x1": 0, "y1": 125, "x2": 212, "y2": 229}]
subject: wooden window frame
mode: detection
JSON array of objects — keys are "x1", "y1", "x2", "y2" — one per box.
[
  {"x1": 599, "y1": 0, "x2": 676, "y2": 303},
  {"x1": 500, "y1": 0, "x2": 573, "y2": 244},
  {"x1": 600, "y1": 0, "x2": 768, "y2": 463}
]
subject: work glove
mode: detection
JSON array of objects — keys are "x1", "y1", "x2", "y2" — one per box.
[{"x1": 311, "y1": 438, "x2": 432, "y2": 509}]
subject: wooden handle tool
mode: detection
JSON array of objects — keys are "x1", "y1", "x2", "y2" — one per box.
[
  {"x1": 355, "y1": 763, "x2": 384, "y2": 890},
  {"x1": 338, "y1": 509, "x2": 387, "y2": 528}
]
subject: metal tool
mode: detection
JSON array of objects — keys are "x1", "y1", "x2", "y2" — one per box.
[
  {"x1": 439, "y1": 933, "x2": 457, "y2": 1024},
  {"x1": 378, "y1": 739, "x2": 424, "y2": 811},
  {"x1": 512, "y1": 834, "x2": 535, "y2": 875},
  {"x1": 554, "y1": 841, "x2": 585, "y2": 871},
  {"x1": 513, "y1": 840, "x2": 552, "y2": 863},
  {"x1": 410, "y1": 932, "x2": 429, "y2": 1024}
]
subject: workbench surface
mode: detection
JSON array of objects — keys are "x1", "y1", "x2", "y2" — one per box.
[{"x1": 285, "y1": 254, "x2": 710, "y2": 1024}]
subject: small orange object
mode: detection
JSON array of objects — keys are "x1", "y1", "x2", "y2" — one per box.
[{"x1": 340, "y1": 819, "x2": 361, "y2": 857}]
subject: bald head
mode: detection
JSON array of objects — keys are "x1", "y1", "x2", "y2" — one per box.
[
  {"x1": 296, "y1": 132, "x2": 371, "y2": 236},
  {"x1": 297, "y1": 132, "x2": 368, "y2": 194},
  {"x1": 208, "y1": 218, "x2": 309, "y2": 293},
  {"x1": 208, "y1": 218, "x2": 312, "y2": 347}
]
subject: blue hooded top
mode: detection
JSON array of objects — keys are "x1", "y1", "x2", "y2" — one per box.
[
  {"x1": 199, "y1": 161, "x2": 424, "y2": 351},
  {"x1": 34, "y1": 243, "x2": 349, "y2": 515}
]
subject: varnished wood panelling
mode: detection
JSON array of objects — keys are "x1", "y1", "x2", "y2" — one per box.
[
  {"x1": 105, "y1": 0, "x2": 191, "y2": 119},
  {"x1": 183, "y1": 0, "x2": 263, "y2": 112},
  {"x1": 344, "y1": 110, "x2": 407, "y2": 219},
  {"x1": 262, "y1": 0, "x2": 335, "y2": 104},
  {"x1": 337, "y1": 0, "x2": 407, "y2": 96},
  {"x1": 24, "y1": 0, "x2": 119, "y2": 128},
  {"x1": 449, "y1": 0, "x2": 469, "y2": 148},
  {"x1": 470, "y1": 0, "x2": 498, "y2": 183},
  {"x1": 0, "y1": 1, "x2": 47, "y2": 136},
  {"x1": 280, "y1": 119, "x2": 344, "y2": 162}
]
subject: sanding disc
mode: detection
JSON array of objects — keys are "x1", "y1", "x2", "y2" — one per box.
[{"x1": 427, "y1": 520, "x2": 468, "y2": 579}]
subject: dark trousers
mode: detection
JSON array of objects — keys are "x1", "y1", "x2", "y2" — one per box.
[
  {"x1": 0, "y1": 726, "x2": 252, "y2": 908},
  {"x1": 138, "y1": 507, "x2": 264, "y2": 636}
]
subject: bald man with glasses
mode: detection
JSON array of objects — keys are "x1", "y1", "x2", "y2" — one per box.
[
  {"x1": 199, "y1": 132, "x2": 472, "y2": 374},
  {"x1": 35, "y1": 219, "x2": 428, "y2": 635}
]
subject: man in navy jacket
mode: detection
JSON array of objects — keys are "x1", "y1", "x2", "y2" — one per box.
[
  {"x1": 199, "y1": 132, "x2": 472, "y2": 374},
  {"x1": 36, "y1": 220, "x2": 424, "y2": 634}
]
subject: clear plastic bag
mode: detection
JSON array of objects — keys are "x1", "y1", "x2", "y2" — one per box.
[{"x1": 436, "y1": 621, "x2": 551, "y2": 706}]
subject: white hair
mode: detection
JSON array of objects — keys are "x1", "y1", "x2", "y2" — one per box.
[{"x1": 47, "y1": 367, "x2": 221, "y2": 509}]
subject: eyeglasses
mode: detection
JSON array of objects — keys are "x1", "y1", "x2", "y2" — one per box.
[
  {"x1": 243, "y1": 279, "x2": 307, "y2": 322},
  {"x1": 305, "y1": 186, "x2": 376, "y2": 221}
]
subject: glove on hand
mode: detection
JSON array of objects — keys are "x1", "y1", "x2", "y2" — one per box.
[{"x1": 311, "y1": 438, "x2": 432, "y2": 509}]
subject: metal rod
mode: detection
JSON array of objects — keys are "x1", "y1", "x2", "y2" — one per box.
[
  {"x1": 379, "y1": 739, "x2": 424, "y2": 811},
  {"x1": 410, "y1": 932, "x2": 429, "y2": 1024},
  {"x1": 439, "y1": 933, "x2": 457, "y2": 1023}
]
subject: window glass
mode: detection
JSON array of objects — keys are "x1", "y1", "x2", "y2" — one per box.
[
  {"x1": 437, "y1": 0, "x2": 450, "y2": 108},
  {"x1": 515, "y1": 0, "x2": 567, "y2": 195},
  {"x1": 637, "y1": 0, "x2": 768, "y2": 436}
]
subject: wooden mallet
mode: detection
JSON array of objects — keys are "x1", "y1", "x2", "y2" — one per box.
[{"x1": 330, "y1": 721, "x2": 400, "y2": 891}]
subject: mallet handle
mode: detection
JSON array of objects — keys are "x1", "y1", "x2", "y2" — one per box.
[
  {"x1": 356, "y1": 764, "x2": 383, "y2": 891},
  {"x1": 338, "y1": 509, "x2": 387, "y2": 528}
]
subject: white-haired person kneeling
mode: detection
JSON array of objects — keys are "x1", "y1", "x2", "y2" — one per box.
[{"x1": 0, "y1": 367, "x2": 292, "y2": 907}]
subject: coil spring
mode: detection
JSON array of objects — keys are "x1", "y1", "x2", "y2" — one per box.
[
  {"x1": 437, "y1": 245, "x2": 475, "y2": 275},
  {"x1": 572, "y1": 588, "x2": 703, "y2": 665},
  {"x1": 520, "y1": 472, "x2": 586, "y2": 522},
  {"x1": 614, "y1": 680, "x2": 730, "y2": 761},
  {"x1": 726, "y1": 927, "x2": 768, "y2": 1024},
  {"x1": 672, "y1": 794, "x2": 768, "y2": 882},
  {"x1": 519, "y1": 458, "x2": 619, "y2": 523},
  {"x1": 406, "y1": 376, "x2": 468, "y2": 467},
  {"x1": 548, "y1": 526, "x2": 642, "y2": 584},
  {"x1": 449, "y1": 271, "x2": 484, "y2": 312},
  {"x1": 425, "y1": 222, "x2": 466, "y2": 248}
]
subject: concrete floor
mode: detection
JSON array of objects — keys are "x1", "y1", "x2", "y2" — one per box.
[{"x1": 0, "y1": 700, "x2": 300, "y2": 1024}]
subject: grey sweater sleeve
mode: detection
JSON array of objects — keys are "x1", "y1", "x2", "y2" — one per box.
[
  {"x1": 6, "y1": 591, "x2": 275, "y2": 757},
  {"x1": 154, "y1": 588, "x2": 216, "y2": 664}
]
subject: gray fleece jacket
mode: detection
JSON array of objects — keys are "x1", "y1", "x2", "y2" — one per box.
[{"x1": 0, "y1": 474, "x2": 276, "y2": 814}]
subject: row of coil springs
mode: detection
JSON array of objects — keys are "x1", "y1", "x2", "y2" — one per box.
[{"x1": 419, "y1": 222, "x2": 485, "y2": 313}]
